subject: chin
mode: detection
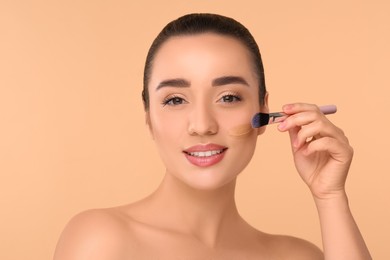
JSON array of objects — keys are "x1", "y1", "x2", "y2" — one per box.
[{"x1": 168, "y1": 166, "x2": 241, "y2": 191}]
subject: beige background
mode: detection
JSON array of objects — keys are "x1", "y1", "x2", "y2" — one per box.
[{"x1": 1, "y1": 0, "x2": 389, "y2": 259}]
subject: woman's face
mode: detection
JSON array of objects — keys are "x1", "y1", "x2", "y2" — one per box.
[{"x1": 147, "y1": 33, "x2": 268, "y2": 190}]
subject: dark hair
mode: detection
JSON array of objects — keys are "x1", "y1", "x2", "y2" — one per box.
[{"x1": 142, "y1": 13, "x2": 267, "y2": 111}]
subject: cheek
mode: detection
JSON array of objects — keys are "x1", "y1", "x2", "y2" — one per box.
[
  {"x1": 149, "y1": 109, "x2": 186, "y2": 145},
  {"x1": 218, "y1": 134, "x2": 257, "y2": 184},
  {"x1": 219, "y1": 103, "x2": 259, "y2": 136}
]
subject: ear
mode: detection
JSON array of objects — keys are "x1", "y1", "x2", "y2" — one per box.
[
  {"x1": 257, "y1": 92, "x2": 269, "y2": 136},
  {"x1": 145, "y1": 111, "x2": 154, "y2": 140}
]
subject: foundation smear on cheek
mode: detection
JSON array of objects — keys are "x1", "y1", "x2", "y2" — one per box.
[{"x1": 228, "y1": 123, "x2": 254, "y2": 137}]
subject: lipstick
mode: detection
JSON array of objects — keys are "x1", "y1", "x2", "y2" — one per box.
[{"x1": 183, "y1": 143, "x2": 227, "y2": 167}]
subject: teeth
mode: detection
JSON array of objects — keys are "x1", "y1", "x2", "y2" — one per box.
[{"x1": 188, "y1": 150, "x2": 224, "y2": 157}]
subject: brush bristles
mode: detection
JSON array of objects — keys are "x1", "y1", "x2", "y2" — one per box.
[{"x1": 251, "y1": 113, "x2": 270, "y2": 128}]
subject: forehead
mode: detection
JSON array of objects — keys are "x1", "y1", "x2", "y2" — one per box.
[{"x1": 150, "y1": 33, "x2": 256, "y2": 81}]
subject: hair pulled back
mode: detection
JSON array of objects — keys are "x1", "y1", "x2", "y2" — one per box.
[{"x1": 142, "y1": 13, "x2": 266, "y2": 110}]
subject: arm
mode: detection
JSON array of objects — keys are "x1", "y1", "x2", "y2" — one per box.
[
  {"x1": 314, "y1": 191, "x2": 371, "y2": 259},
  {"x1": 277, "y1": 103, "x2": 371, "y2": 260}
]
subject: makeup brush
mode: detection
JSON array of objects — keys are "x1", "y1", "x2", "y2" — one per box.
[{"x1": 251, "y1": 105, "x2": 337, "y2": 128}]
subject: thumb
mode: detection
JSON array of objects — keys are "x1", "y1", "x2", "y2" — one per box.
[{"x1": 287, "y1": 126, "x2": 301, "y2": 152}]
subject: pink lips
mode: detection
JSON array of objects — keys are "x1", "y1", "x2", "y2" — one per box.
[{"x1": 183, "y1": 143, "x2": 228, "y2": 167}]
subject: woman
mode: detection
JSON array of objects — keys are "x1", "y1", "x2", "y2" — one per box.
[{"x1": 54, "y1": 13, "x2": 371, "y2": 259}]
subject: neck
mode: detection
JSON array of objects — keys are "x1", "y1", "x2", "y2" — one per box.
[{"x1": 147, "y1": 173, "x2": 241, "y2": 247}]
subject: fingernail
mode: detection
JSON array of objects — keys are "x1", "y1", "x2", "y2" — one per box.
[
  {"x1": 283, "y1": 104, "x2": 293, "y2": 111},
  {"x1": 278, "y1": 121, "x2": 286, "y2": 130}
]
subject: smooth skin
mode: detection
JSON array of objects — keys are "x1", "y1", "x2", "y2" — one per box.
[{"x1": 54, "y1": 34, "x2": 371, "y2": 259}]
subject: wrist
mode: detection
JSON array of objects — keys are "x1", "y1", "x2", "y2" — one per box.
[{"x1": 313, "y1": 190, "x2": 350, "y2": 211}]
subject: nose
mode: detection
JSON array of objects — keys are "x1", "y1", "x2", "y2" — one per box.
[{"x1": 187, "y1": 103, "x2": 218, "y2": 136}]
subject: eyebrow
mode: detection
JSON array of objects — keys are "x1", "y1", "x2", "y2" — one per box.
[
  {"x1": 155, "y1": 75, "x2": 249, "y2": 91},
  {"x1": 212, "y1": 76, "x2": 249, "y2": 87},
  {"x1": 156, "y1": 78, "x2": 190, "y2": 90}
]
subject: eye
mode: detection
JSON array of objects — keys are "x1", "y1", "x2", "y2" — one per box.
[
  {"x1": 218, "y1": 93, "x2": 242, "y2": 103},
  {"x1": 162, "y1": 96, "x2": 187, "y2": 106}
]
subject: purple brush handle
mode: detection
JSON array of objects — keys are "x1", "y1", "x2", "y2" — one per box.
[
  {"x1": 272, "y1": 105, "x2": 337, "y2": 120},
  {"x1": 319, "y1": 105, "x2": 337, "y2": 114}
]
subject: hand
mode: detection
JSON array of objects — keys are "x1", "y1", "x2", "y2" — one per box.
[{"x1": 277, "y1": 103, "x2": 354, "y2": 200}]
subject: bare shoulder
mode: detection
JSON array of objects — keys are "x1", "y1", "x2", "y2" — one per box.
[
  {"x1": 262, "y1": 233, "x2": 324, "y2": 259},
  {"x1": 53, "y1": 208, "x2": 131, "y2": 260}
]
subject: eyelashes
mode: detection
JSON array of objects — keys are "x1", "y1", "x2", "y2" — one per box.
[
  {"x1": 161, "y1": 95, "x2": 187, "y2": 106},
  {"x1": 218, "y1": 92, "x2": 242, "y2": 103},
  {"x1": 161, "y1": 92, "x2": 243, "y2": 107}
]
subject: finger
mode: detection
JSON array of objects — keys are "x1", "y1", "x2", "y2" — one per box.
[
  {"x1": 304, "y1": 136, "x2": 354, "y2": 163},
  {"x1": 287, "y1": 126, "x2": 301, "y2": 152},
  {"x1": 281, "y1": 103, "x2": 319, "y2": 115},
  {"x1": 278, "y1": 105, "x2": 324, "y2": 132},
  {"x1": 293, "y1": 119, "x2": 348, "y2": 148}
]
